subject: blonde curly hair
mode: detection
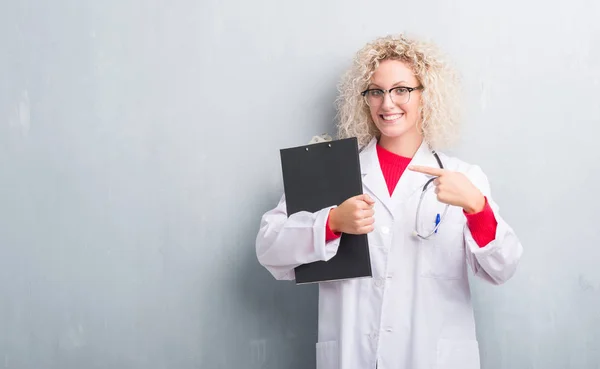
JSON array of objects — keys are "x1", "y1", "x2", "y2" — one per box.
[{"x1": 335, "y1": 34, "x2": 462, "y2": 150}]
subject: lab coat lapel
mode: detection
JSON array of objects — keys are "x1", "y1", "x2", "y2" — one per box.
[
  {"x1": 360, "y1": 138, "x2": 439, "y2": 219},
  {"x1": 390, "y1": 140, "x2": 439, "y2": 209},
  {"x1": 359, "y1": 138, "x2": 395, "y2": 218}
]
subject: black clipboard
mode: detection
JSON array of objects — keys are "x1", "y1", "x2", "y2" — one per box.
[{"x1": 279, "y1": 137, "x2": 372, "y2": 284}]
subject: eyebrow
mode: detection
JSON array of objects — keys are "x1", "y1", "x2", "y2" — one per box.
[{"x1": 368, "y1": 81, "x2": 409, "y2": 89}]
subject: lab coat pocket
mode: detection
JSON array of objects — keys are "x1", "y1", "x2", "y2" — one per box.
[
  {"x1": 436, "y1": 339, "x2": 480, "y2": 369},
  {"x1": 419, "y1": 222, "x2": 466, "y2": 280},
  {"x1": 316, "y1": 340, "x2": 339, "y2": 369}
]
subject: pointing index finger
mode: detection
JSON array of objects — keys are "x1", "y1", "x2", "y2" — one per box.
[{"x1": 408, "y1": 165, "x2": 446, "y2": 177}]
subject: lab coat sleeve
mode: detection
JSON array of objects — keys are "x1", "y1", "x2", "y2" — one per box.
[
  {"x1": 255, "y1": 194, "x2": 343, "y2": 281},
  {"x1": 463, "y1": 165, "x2": 523, "y2": 285}
]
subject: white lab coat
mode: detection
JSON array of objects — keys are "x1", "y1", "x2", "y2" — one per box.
[{"x1": 255, "y1": 137, "x2": 523, "y2": 369}]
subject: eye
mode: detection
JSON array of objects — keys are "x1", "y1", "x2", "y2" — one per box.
[
  {"x1": 392, "y1": 87, "x2": 409, "y2": 96},
  {"x1": 368, "y1": 89, "x2": 384, "y2": 97}
]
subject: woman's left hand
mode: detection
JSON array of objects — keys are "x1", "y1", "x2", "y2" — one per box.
[{"x1": 408, "y1": 165, "x2": 486, "y2": 214}]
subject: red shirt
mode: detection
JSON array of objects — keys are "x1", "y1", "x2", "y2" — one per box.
[{"x1": 326, "y1": 144, "x2": 497, "y2": 248}]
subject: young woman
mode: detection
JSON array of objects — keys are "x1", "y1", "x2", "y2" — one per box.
[{"x1": 255, "y1": 34, "x2": 523, "y2": 369}]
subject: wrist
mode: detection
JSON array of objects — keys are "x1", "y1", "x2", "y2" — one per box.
[
  {"x1": 328, "y1": 208, "x2": 340, "y2": 233},
  {"x1": 464, "y1": 194, "x2": 485, "y2": 214}
]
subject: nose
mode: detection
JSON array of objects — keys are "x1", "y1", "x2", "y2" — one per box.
[{"x1": 381, "y1": 91, "x2": 396, "y2": 110}]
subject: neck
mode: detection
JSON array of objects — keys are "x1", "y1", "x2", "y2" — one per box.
[{"x1": 378, "y1": 131, "x2": 424, "y2": 158}]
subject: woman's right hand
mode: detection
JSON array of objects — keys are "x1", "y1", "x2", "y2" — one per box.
[{"x1": 328, "y1": 194, "x2": 375, "y2": 235}]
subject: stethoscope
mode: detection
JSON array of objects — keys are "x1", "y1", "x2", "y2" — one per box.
[{"x1": 413, "y1": 151, "x2": 450, "y2": 240}]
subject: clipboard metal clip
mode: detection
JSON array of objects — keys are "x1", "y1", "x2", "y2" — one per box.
[{"x1": 308, "y1": 133, "x2": 333, "y2": 145}]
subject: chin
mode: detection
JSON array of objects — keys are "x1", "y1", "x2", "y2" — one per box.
[{"x1": 377, "y1": 124, "x2": 415, "y2": 139}]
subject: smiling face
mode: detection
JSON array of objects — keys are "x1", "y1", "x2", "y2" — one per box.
[{"x1": 365, "y1": 59, "x2": 423, "y2": 150}]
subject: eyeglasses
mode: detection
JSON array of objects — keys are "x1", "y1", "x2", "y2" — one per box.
[{"x1": 361, "y1": 86, "x2": 423, "y2": 107}]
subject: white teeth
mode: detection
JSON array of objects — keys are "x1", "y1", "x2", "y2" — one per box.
[{"x1": 382, "y1": 114, "x2": 403, "y2": 121}]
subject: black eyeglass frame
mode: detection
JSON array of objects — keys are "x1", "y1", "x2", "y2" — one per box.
[{"x1": 360, "y1": 85, "x2": 423, "y2": 105}]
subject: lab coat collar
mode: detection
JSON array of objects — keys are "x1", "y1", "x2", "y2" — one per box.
[{"x1": 359, "y1": 137, "x2": 439, "y2": 219}]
